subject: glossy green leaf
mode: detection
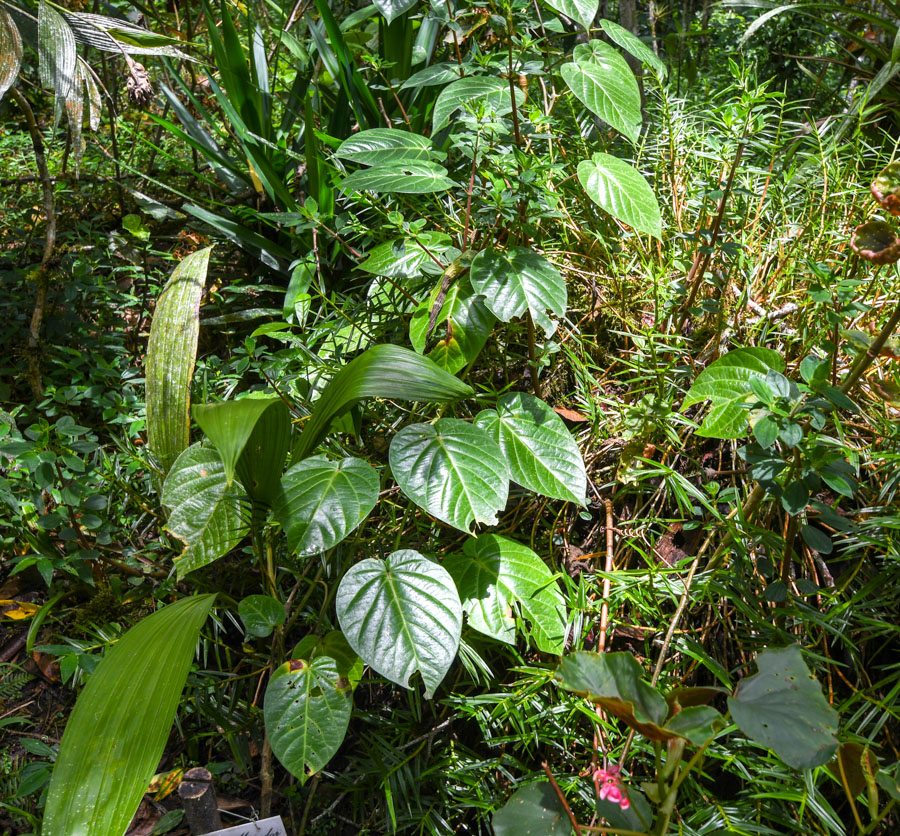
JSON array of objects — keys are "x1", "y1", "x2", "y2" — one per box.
[
  {"x1": 542, "y1": 0, "x2": 598, "y2": 31},
  {"x1": 728, "y1": 645, "x2": 839, "y2": 770},
  {"x1": 493, "y1": 782, "x2": 573, "y2": 836},
  {"x1": 389, "y1": 418, "x2": 509, "y2": 532},
  {"x1": 469, "y1": 247, "x2": 566, "y2": 337},
  {"x1": 561, "y1": 42, "x2": 641, "y2": 143},
  {"x1": 336, "y1": 128, "x2": 432, "y2": 165},
  {"x1": 341, "y1": 162, "x2": 455, "y2": 194},
  {"x1": 38, "y1": 0, "x2": 75, "y2": 112},
  {"x1": 146, "y1": 247, "x2": 212, "y2": 476},
  {"x1": 193, "y1": 396, "x2": 282, "y2": 487},
  {"x1": 264, "y1": 656, "x2": 352, "y2": 785},
  {"x1": 556, "y1": 651, "x2": 676, "y2": 740},
  {"x1": 292, "y1": 345, "x2": 473, "y2": 461},
  {"x1": 475, "y1": 392, "x2": 586, "y2": 504},
  {"x1": 600, "y1": 18, "x2": 667, "y2": 78},
  {"x1": 0, "y1": 7, "x2": 23, "y2": 102},
  {"x1": 682, "y1": 347, "x2": 786, "y2": 439},
  {"x1": 577, "y1": 153, "x2": 661, "y2": 239},
  {"x1": 336, "y1": 550, "x2": 462, "y2": 697},
  {"x1": 359, "y1": 233, "x2": 453, "y2": 278},
  {"x1": 432, "y1": 76, "x2": 525, "y2": 132},
  {"x1": 238, "y1": 594, "x2": 285, "y2": 639},
  {"x1": 445, "y1": 534, "x2": 566, "y2": 653},
  {"x1": 292, "y1": 630, "x2": 364, "y2": 689},
  {"x1": 409, "y1": 279, "x2": 495, "y2": 373},
  {"x1": 162, "y1": 444, "x2": 249, "y2": 578},
  {"x1": 399, "y1": 62, "x2": 461, "y2": 90},
  {"x1": 43, "y1": 595, "x2": 216, "y2": 836},
  {"x1": 274, "y1": 455, "x2": 379, "y2": 556},
  {"x1": 233, "y1": 399, "x2": 291, "y2": 507}
]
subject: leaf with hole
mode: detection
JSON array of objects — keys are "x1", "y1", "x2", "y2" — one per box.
[
  {"x1": 341, "y1": 162, "x2": 454, "y2": 194},
  {"x1": 264, "y1": 656, "x2": 352, "y2": 785},
  {"x1": 561, "y1": 42, "x2": 641, "y2": 143},
  {"x1": 475, "y1": 392, "x2": 586, "y2": 505},
  {"x1": 469, "y1": 247, "x2": 566, "y2": 337},
  {"x1": 42, "y1": 595, "x2": 215, "y2": 836},
  {"x1": 432, "y1": 76, "x2": 525, "y2": 132},
  {"x1": 274, "y1": 455, "x2": 379, "y2": 556},
  {"x1": 336, "y1": 550, "x2": 462, "y2": 697},
  {"x1": 728, "y1": 645, "x2": 839, "y2": 770},
  {"x1": 162, "y1": 444, "x2": 249, "y2": 578},
  {"x1": 682, "y1": 347, "x2": 786, "y2": 439},
  {"x1": 577, "y1": 153, "x2": 661, "y2": 239},
  {"x1": 389, "y1": 419, "x2": 509, "y2": 532},
  {"x1": 336, "y1": 128, "x2": 432, "y2": 165},
  {"x1": 445, "y1": 534, "x2": 566, "y2": 653}
]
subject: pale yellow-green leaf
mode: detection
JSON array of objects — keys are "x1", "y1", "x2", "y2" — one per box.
[{"x1": 146, "y1": 247, "x2": 213, "y2": 476}]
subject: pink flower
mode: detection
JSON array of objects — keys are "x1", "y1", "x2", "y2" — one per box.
[{"x1": 594, "y1": 765, "x2": 630, "y2": 811}]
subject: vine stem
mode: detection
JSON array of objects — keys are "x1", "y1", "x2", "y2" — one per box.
[
  {"x1": 9, "y1": 87, "x2": 56, "y2": 400},
  {"x1": 839, "y1": 291, "x2": 900, "y2": 395}
]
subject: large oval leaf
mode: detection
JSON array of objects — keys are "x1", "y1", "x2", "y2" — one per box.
[
  {"x1": 274, "y1": 455, "x2": 379, "y2": 556},
  {"x1": 728, "y1": 645, "x2": 839, "y2": 770},
  {"x1": 445, "y1": 534, "x2": 567, "y2": 653},
  {"x1": 336, "y1": 128, "x2": 432, "y2": 166},
  {"x1": 38, "y1": 0, "x2": 75, "y2": 109},
  {"x1": 336, "y1": 550, "x2": 462, "y2": 697},
  {"x1": 599, "y1": 19, "x2": 667, "y2": 78},
  {"x1": 681, "y1": 347, "x2": 786, "y2": 439},
  {"x1": 469, "y1": 247, "x2": 566, "y2": 337},
  {"x1": 43, "y1": 595, "x2": 216, "y2": 836},
  {"x1": 432, "y1": 76, "x2": 525, "y2": 132},
  {"x1": 263, "y1": 656, "x2": 352, "y2": 785},
  {"x1": 560, "y1": 42, "x2": 641, "y2": 144},
  {"x1": 577, "y1": 153, "x2": 661, "y2": 239},
  {"x1": 389, "y1": 418, "x2": 509, "y2": 532},
  {"x1": 340, "y1": 162, "x2": 455, "y2": 194},
  {"x1": 162, "y1": 443, "x2": 249, "y2": 578},
  {"x1": 475, "y1": 391, "x2": 586, "y2": 504},
  {"x1": 359, "y1": 232, "x2": 453, "y2": 278},
  {"x1": 542, "y1": 0, "x2": 598, "y2": 31},
  {"x1": 145, "y1": 247, "x2": 212, "y2": 476},
  {"x1": 0, "y1": 7, "x2": 23, "y2": 102},
  {"x1": 292, "y1": 345, "x2": 473, "y2": 460}
]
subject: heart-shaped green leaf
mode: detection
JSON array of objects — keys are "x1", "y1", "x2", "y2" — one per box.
[
  {"x1": 359, "y1": 233, "x2": 453, "y2": 278},
  {"x1": 728, "y1": 645, "x2": 839, "y2": 770},
  {"x1": 493, "y1": 782, "x2": 573, "y2": 836},
  {"x1": 561, "y1": 42, "x2": 641, "y2": 143},
  {"x1": 341, "y1": 162, "x2": 455, "y2": 194},
  {"x1": 336, "y1": 550, "x2": 462, "y2": 697},
  {"x1": 664, "y1": 705, "x2": 725, "y2": 746},
  {"x1": 475, "y1": 392, "x2": 586, "y2": 504},
  {"x1": 432, "y1": 76, "x2": 525, "y2": 132},
  {"x1": 336, "y1": 128, "x2": 432, "y2": 166},
  {"x1": 445, "y1": 534, "x2": 567, "y2": 653},
  {"x1": 274, "y1": 455, "x2": 379, "y2": 556},
  {"x1": 372, "y1": 0, "x2": 417, "y2": 24},
  {"x1": 162, "y1": 443, "x2": 249, "y2": 578},
  {"x1": 389, "y1": 418, "x2": 509, "y2": 532},
  {"x1": 682, "y1": 347, "x2": 786, "y2": 439},
  {"x1": 264, "y1": 656, "x2": 352, "y2": 785},
  {"x1": 238, "y1": 594, "x2": 285, "y2": 639},
  {"x1": 469, "y1": 247, "x2": 566, "y2": 337},
  {"x1": 193, "y1": 396, "x2": 283, "y2": 487},
  {"x1": 542, "y1": 0, "x2": 597, "y2": 31},
  {"x1": 577, "y1": 153, "x2": 661, "y2": 239},
  {"x1": 43, "y1": 595, "x2": 216, "y2": 836}
]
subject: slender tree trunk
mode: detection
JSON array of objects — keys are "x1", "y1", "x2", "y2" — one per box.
[{"x1": 10, "y1": 87, "x2": 56, "y2": 400}]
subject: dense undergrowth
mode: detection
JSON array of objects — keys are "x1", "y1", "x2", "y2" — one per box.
[{"x1": 1, "y1": 1, "x2": 900, "y2": 834}]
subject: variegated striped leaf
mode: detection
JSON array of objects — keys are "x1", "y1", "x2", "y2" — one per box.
[
  {"x1": 38, "y1": 0, "x2": 75, "y2": 121},
  {"x1": 0, "y1": 6, "x2": 23, "y2": 102}
]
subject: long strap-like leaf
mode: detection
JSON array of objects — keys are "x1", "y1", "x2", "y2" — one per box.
[
  {"x1": 42, "y1": 594, "x2": 216, "y2": 836},
  {"x1": 146, "y1": 247, "x2": 213, "y2": 476}
]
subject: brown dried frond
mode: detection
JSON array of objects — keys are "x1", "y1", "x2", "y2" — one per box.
[{"x1": 126, "y1": 62, "x2": 154, "y2": 109}]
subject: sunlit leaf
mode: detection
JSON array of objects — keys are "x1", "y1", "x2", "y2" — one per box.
[
  {"x1": 577, "y1": 153, "x2": 661, "y2": 239},
  {"x1": 432, "y1": 76, "x2": 525, "y2": 132},
  {"x1": 43, "y1": 595, "x2": 216, "y2": 836},
  {"x1": 336, "y1": 128, "x2": 432, "y2": 165},
  {"x1": 542, "y1": 0, "x2": 598, "y2": 31},
  {"x1": 336, "y1": 550, "x2": 462, "y2": 697},
  {"x1": 38, "y1": 0, "x2": 75, "y2": 115},
  {"x1": 599, "y1": 18, "x2": 667, "y2": 78},
  {"x1": 389, "y1": 418, "x2": 509, "y2": 532},
  {"x1": 341, "y1": 162, "x2": 455, "y2": 194}
]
